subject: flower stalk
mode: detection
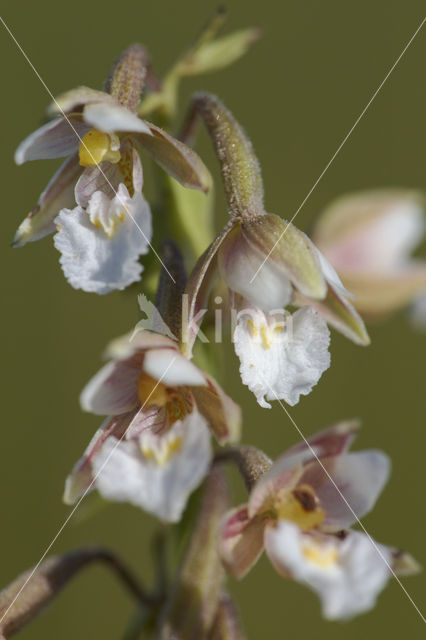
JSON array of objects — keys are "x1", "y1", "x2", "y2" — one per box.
[{"x1": 0, "y1": 548, "x2": 155, "y2": 638}]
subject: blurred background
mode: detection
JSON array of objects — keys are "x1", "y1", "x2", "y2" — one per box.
[{"x1": 0, "y1": 0, "x2": 425, "y2": 638}]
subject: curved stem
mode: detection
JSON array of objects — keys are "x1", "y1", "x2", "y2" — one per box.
[{"x1": 95, "y1": 548, "x2": 160, "y2": 608}]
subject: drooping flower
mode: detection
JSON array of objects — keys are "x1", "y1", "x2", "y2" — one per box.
[
  {"x1": 182, "y1": 94, "x2": 369, "y2": 407},
  {"x1": 312, "y1": 190, "x2": 426, "y2": 318},
  {"x1": 13, "y1": 45, "x2": 211, "y2": 294},
  {"x1": 64, "y1": 330, "x2": 241, "y2": 522},
  {"x1": 218, "y1": 421, "x2": 419, "y2": 619},
  {"x1": 265, "y1": 523, "x2": 397, "y2": 620}
]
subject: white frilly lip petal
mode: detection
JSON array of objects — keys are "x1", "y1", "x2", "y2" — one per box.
[
  {"x1": 218, "y1": 227, "x2": 293, "y2": 311},
  {"x1": 265, "y1": 522, "x2": 392, "y2": 620},
  {"x1": 83, "y1": 102, "x2": 153, "y2": 134},
  {"x1": 234, "y1": 306, "x2": 330, "y2": 408},
  {"x1": 142, "y1": 348, "x2": 207, "y2": 387},
  {"x1": 15, "y1": 117, "x2": 90, "y2": 164},
  {"x1": 305, "y1": 450, "x2": 391, "y2": 530},
  {"x1": 80, "y1": 354, "x2": 143, "y2": 415},
  {"x1": 91, "y1": 411, "x2": 212, "y2": 522},
  {"x1": 53, "y1": 187, "x2": 152, "y2": 294}
]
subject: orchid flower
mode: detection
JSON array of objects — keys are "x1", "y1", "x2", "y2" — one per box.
[
  {"x1": 219, "y1": 421, "x2": 419, "y2": 619},
  {"x1": 265, "y1": 523, "x2": 407, "y2": 620},
  {"x1": 64, "y1": 329, "x2": 241, "y2": 522},
  {"x1": 312, "y1": 190, "x2": 426, "y2": 318},
  {"x1": 13, "y1": 45, "x2": 210, "y2": 294},
  {"x1": 183, "y1": 94, "x2": 369, "y2": 407}
]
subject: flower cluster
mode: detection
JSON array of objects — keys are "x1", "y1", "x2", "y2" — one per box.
[{"x1": 2, "y1": 12, "x2": 422, "y2": 639}]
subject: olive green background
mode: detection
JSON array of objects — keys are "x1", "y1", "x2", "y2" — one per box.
[{"x1": 1, "y1": 0, "x2": 425, "y2": 638}]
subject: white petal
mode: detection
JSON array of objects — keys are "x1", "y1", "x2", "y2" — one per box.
[
  {"x1": 15, "y1": 117, "x2": 90, "y2": 164},
  {"x1": 325, "y1": 197, "x2": 424, "y2": 274},
  {"x1": 143, "y1": 348, "x2": 207, "y2": 386},
  {"x1": 83, "y1": 102, "x2": 152, "y2": 134},
  {"x1": 48, "y1": 86, "x2": 115, "y2": 115},
  {"x1": 63, "y1": 453, "x2": 94, "y2": 505},
  {"x1": 63, "y1": 412, "x2": 134, "y2": 504},
  {"x1": 80, "y1": 353, "x2": 144, "y2": 415},
  {"x1": 53, "y1": 187, "x2": 152, "y2": 294},
  {"x1": 311, "y1": 450, "x2": 391, "y2": 530},
  {"x1": 91, "y1": 411, "x2": 212, "y2": 522},
  {"x1": 315, "y1": 247, "x2": 354, "y2": 299},
  {"x1": 13, "y1": 154, "x2": 82, "y2": 247},
  {"x1": 105, "y1": 330, "x2": 178, "y2": 360},
  {"x1": 276, "y1": 420, "x2": 359, "y2": 465},
  {"x1": 218, "y1": 227, "x2": 293, "y2": 311},
  {"x1": 234, "y1": 306, "x2": 330, "y2": 407},
  {"x1": 265, "y1": 522, "x2": 392, "y2": 620}
]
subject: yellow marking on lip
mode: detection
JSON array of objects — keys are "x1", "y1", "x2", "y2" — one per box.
[
  {"x1": 79, "y1": 128, "x2": 121, "y2": 167},
  {"x1": 260, "y1": 325, "x2": 272, "y2": 349},
  {"x1": 302, "y1": 544, "x2": 338, "y2": 568},
  {"x1": 141, "y1": 435, "x2": 183, "y2": 466},
  {"x1": 247, "y1": 319, "x2": 258, "y2": 337},
  {"x1": 91, "y1": 212, "x2": 126, "y2": 238}
]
